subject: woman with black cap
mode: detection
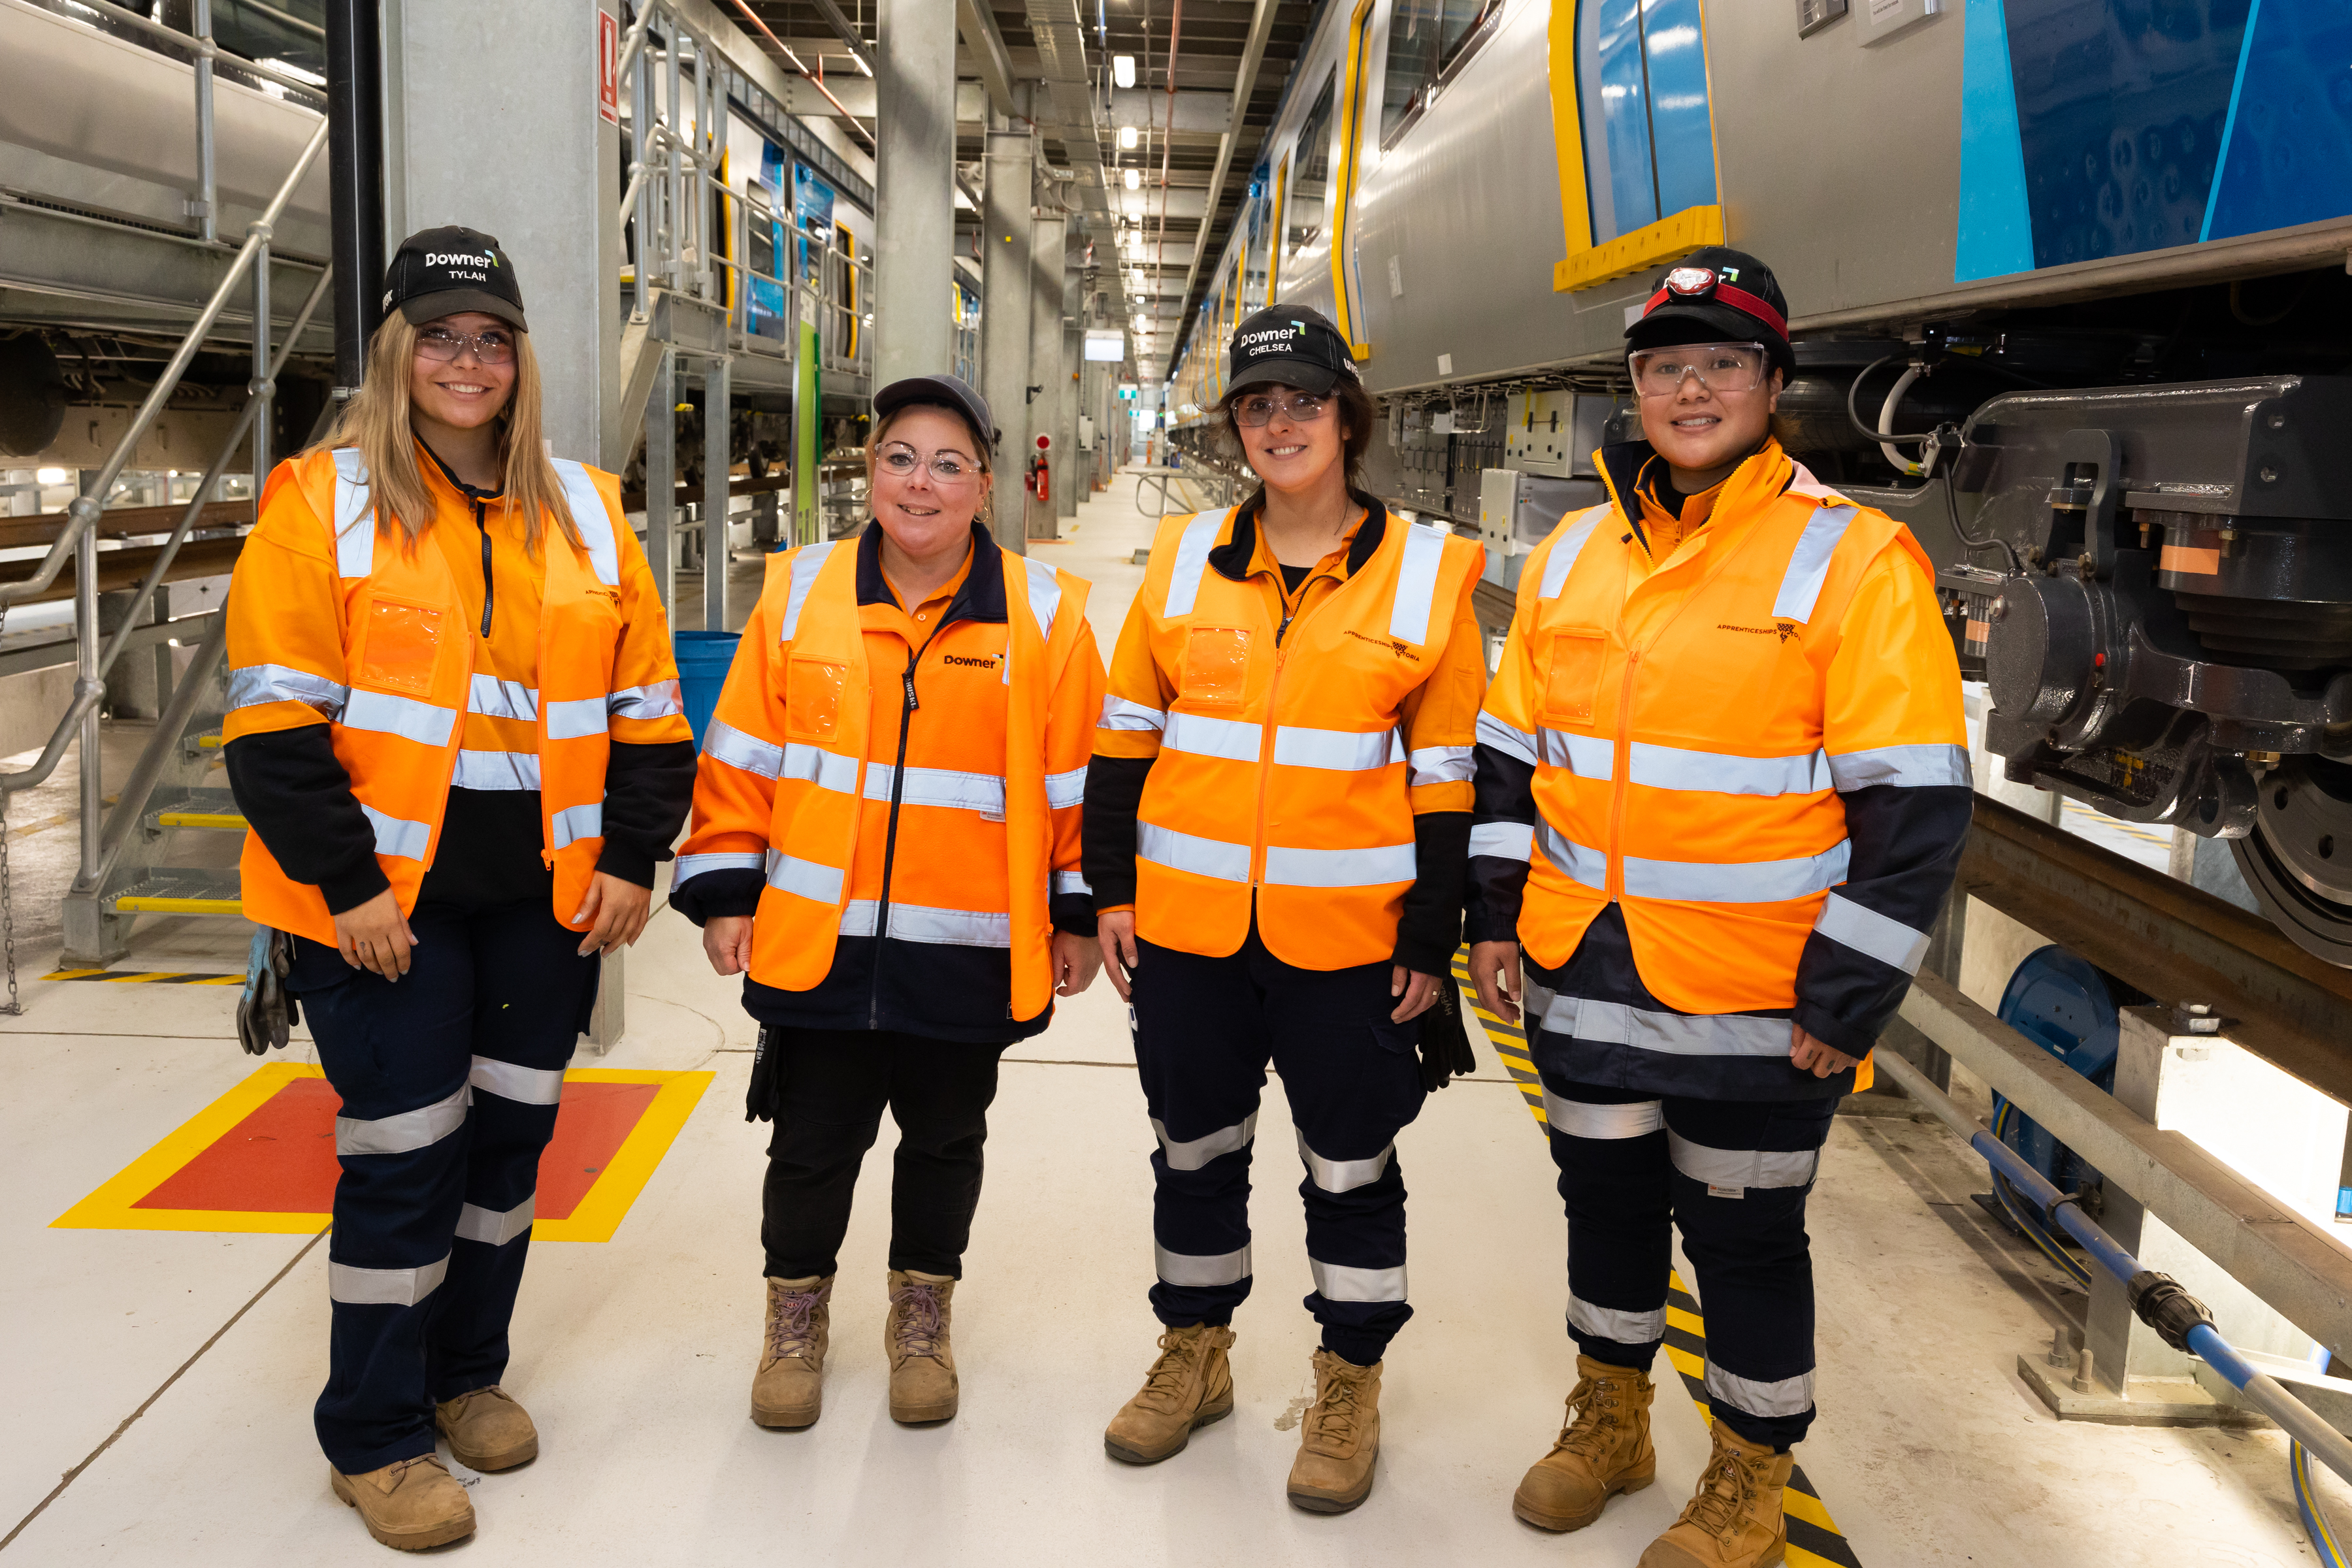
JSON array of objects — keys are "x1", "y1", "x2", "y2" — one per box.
[
  {"x1": 672, "y1": 372, "x2": 1103, "y2": 1432},
  {"x1": 223, "y1": 226, "x2": 696, "y2": 1550},
  {"x1": 1465, "y1": 247, "x2": 1970, "y2": 1566},
  {"x1": 1085, "y1": 305, "x2": 1488, "y2": 1512}
]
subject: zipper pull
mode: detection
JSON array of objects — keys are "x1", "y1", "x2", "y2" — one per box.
[{"x1": 903, "y1": 668, "x2": 920, "y2": 711}]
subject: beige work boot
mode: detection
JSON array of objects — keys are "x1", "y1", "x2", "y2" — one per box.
[
  {"x1": 1285, "y1": 1348, "x2": 1383, "y2": 1514},
  {"x1": 328, "y1": 1454, "x2": 476, "y2": 1551},
  {"x1": 751, "y1": 1274, "x2": 833, "y2": 1429},
  {"x1": 434, "y1": 1384, "x2": 538, "y2": 1471},
  {"x1": 1103, "y1": 1323, "x2": 1238, "y2": 1464},
  {"x1": 1512, "y1": 1355, "x2": 1658, "y2": 1531},
  {"x1": 1638, "y1": 1421, "x2": 1796, "y2": 1568},
  {"x1": 885, "y1": 1269, "x2": 958, "y2": 1423}
]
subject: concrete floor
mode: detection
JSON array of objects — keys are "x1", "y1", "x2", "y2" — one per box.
[{"x1": 1, "y1": 470, "x2": 2344, "y2": 1564}]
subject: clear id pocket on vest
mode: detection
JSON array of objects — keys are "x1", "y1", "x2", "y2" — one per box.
[
  {"x1": 1543, "y1": 627, "x2": 1609, "y2": 725},
  {"x1": 786, "y1": 656, "x2": 849, "y2": 741},
  {"x1": 1179, "y1": 626, "x2": 1252, "y2": 708},
  {"x1": 358, "y1": 600, "x2": 444, "y2": 696}
]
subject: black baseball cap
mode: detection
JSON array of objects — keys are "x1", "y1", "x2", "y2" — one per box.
[
  {"x1": 1626, "y1": 246, "x2": 1793, "y2": 380},
  {"x1": 382, "y1": 226, "x2": 528, "y2": 332},
  {"x1": 1225, "y1": 305, "x2": 1358, "y2": 398},
  {"x1": 874, "y1": 374, "x2": 997, "y2": 453}
]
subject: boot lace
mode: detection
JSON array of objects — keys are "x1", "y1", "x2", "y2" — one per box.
[
  {"x1": 1678, "y1": 1443, "x2": 1762, "y2": 1541},
  {"x1": 1134, "y1": 1331, "x2": 1202, "y2": 1411},
  {"x1": 766, "y1": 1285, "x2": 823, "y2": 1360},
  {"x1": 1553, "y1": 1376, "x2": 1625, "y2": 1462},
  {"x1": 890, "y1": 1280, "x2": 947, "y2": 1360},
  {"x1": 1305, "y1": 1368, "x2": 1365, "y2": 1450}
]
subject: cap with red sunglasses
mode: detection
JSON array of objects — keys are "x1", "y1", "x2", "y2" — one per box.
[{"x1": 1625, "y1": 246, "x2": 1793, "y2": 382}]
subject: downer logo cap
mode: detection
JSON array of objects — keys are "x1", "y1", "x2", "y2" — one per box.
[
  {"x1": 382, "y1": 225, "x2": 529, "y2": 333},
  {"x1": 1225, "y1": 304, "x2": 1358, "y2": 398},
  {"x1": 1626, "y1": 245, "x2": 1793, "y2": 380}
]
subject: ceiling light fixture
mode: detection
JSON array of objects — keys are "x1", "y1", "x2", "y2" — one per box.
[
  {"x1": 1124, "y1": 167, "x2": 1141, "y2": 190},
  {"x1": 1119, "y1": 124, "x2": 1139, "y2": 150},
  {"x1": 1112, "y1": 54, "x2": 1136, "y2": 88}
]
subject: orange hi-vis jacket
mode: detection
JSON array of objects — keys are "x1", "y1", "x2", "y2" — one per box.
[
  {"x1": 1095, "y1": 500, "x2": 1487, "y2": 970},
  {"x1": 675, "y1": 523, "x2": 1102, "y2": 1032},
  {"x1": 1468, "y1": 438, "x2": 1970, "y2": 1092},
  {"x1": 224, "y1": 444, "x2": 685, "y2": 943}
]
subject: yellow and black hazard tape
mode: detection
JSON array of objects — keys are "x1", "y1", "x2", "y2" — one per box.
[
  {"x1": 1449, "y1": 951, "x2": 1864, "y2": 1568},
  {"x1": 42, "y1": 968, "x2": 241, "y2": 986}
]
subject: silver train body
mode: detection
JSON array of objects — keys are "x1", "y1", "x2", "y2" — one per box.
[{"x1": 1164, "y1": 0, "x2": 2352, "y2": 968}]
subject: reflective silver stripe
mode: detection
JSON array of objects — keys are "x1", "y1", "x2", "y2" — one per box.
[
  {"x1": 765, "y1": 849, "x2": 844, "y2": 904},
  {"x1": 1520, "y1": 984, "x2": 1795, "y2": 1058},
  {"x1": 1045, "y1": 765, "x2": 1087, "y2": 810},
  {"x1": 1706, "y1": 1362, "x2": 1816, "y2": 1419},
  {"x1": 361, "y1": 804, "x2": 433, "y2": 862},
  {"x1": 544, "y1": 694, "x2": 607, "y2": 740},
  {"x1": 1469, "y1": 821, "x2": 1534, "y2": 861},
  {"x1": 1541, "y1": 1092, "x2": 1663, "y2": 1139},
  {"x1": 1827, "y1": 742, "x2": 1971, "y2": 791},
  {"x1": 776, "y1": 541, "x2": 837, "y2": 640},
  {"x1": 1669, "y1": 1132, "x2": 1821, "y2": 1191},
  {"x1": 1273, "y1": 725, "x2": 1401, "y2": 772},
  {"x1": 1815, "y1": 890, "x2": 1929, "y2": 974},
  {"x1": 331, "y1": 446, "x2": 374, "y2": 577},
  {"x1": 672, "y1": 851, "x2": 764, "y2": 890},
  {"x1": 1407, "y1": 743, "x2": 1474, "y2": 785},
  {"x1": 1771, "y1": 504, "x2": 1856, "y2": 623},
  {"x1": 1155, "y1": 1242, "x2": 1252, "y2": 1286},
  {"x1": 1533, "y1": 821, "x2": 1609, "y2": 890},
  {"x1": 1296, "y1": 1128, "x2": 1394, "y2": 1193},
  {"x1": 1099, "y1": 695, "x2": 1168, "y2": 732},
  {"x1": 551, "y1": 802, "x2": 602, "y2": 849},
  {"x1": 1477, "y1": 711, "x2": 1539, "y2": 766},
  {"x1": 609, "y1": 679, "x2": 685, "y2": 720},
  {"x1": 343, "y1": 689, "x2": 458, "y2": 747},
  {"x1": 1164, "y1": 711, "x2": 1262, "y2": 764},
  {"x1": 551, "y1": 458, "x2": 621, "y2": 585},
  {"x1": 1309, "y1": 1258, "x2": 1408, "y2": 1303},
  {"x1": 1568, "y1": 1293, "x2": 1666, "y2": 1343},
  {"x1": 1620, "y1": 841, "x2": 1850, "y2": 904},
  {"x1": 1021, "y1": 555, "x2": 1063, "y2": 635},
  {"x1": 1152, "y1": 1111, "x2": 1258, "y2": 1171},
  {"x1": 882, "y1": 902, "x2": 1013, "y2": 947},
  {"x1": 329, "y1": 1253, "x2": 449, "y2": 1307},
  {"x1": 455, "y1": 1195, "x2": 536, "y2": 1247},
  {"x1": 227, "y1": 662, "x2": 348, "y2": 717},
  {"x1": 1538, "y1": 505, "x2": 1609, "y2": 599},
  {"x1": 1159, "y1": 508, "x2": 1231, "y2": 618},
  {"x1": 838, "y1": 899, "x2": 878, "y2": 936},
  {"x1": 468, "y1": 674, "x2": 538, "y2": 721},
  {"x1": 335, "y1": 1081, "x2": 469, "y2": 1156},
  {"x1": 1389, "y1": 520, "x2": 1448, "y2": 644},
  {"x1": 451, "y1": 749, "x2": 540, "y2": 790},
  {"x1": 1539, "y1": 729, "x2": 1614, "y2": 776},
  {"x1": 1052, "y1": 869, "x2": 1092, "y2": 896},
  {"x1": 783, "y1": 742, "x2": 860, "y2": 794},
  {"x1": 468, "y1": 1055, "x2": 565, "y2": 1105},
  {"x1": 865, "y1": 762, "x2": 1007, "y2": 817},
  {"x1": 1262, "y1": 841, "x2": 1416, "y2": 888},
  {"x1": 702, "y1": 719, "x2": 784, "y2": 778},
  {"x1": 1627, "y1": 741, "x2": 1832, "y2": 797},
  {"x1": 1138, "y1": 822, "x2": 1252, "y2": 882}
]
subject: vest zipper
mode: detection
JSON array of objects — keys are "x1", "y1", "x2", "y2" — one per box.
[
  {"x1": 1252, "y1": 568, "x2": 1334, "y2": 887},
  {"x1": 473, "y1": 498, "x2": 493, "y2": 638},
  {"x1": 1607, "y1": 644, "x2": 1640, "y2": 900},
  {"x1": 866, "y1": 623, "x2": 947, "y2": 1029}
]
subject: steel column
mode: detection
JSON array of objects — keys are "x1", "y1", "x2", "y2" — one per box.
[
  {"x1": 874, "y1": 0, "x2": 958, "y2": 384},
  {"x1": 1025, "y1": 212, "x2": 1066, "y2": 539},
  {"x1": 325, "y1": 0, "x2": 384, "y2": 391},
  {"x1": 645, "y1": 350, "x2": 678, "y2": 613},
  {"x1": 703, "y1": 359, "x2": 731, "y2": 634},
  {"x1": 979, "y1": 128, "x2": 1034, "y2": 553}
]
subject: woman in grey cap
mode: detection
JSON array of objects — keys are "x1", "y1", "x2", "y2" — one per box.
[{"x1": 673, "y1": 372, "x2": 1105, "y2": 1431}]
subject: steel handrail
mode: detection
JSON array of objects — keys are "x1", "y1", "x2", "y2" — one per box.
[
  {"x1": 71, "y1": 0, "x2": 331, "y2": 97},
  {"x1": 70, "y1": 612, "x2": 232, "y2": 899}
]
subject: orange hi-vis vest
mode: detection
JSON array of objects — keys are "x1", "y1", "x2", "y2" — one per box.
[
  {"x1": 695, "y1": 537, "x2": 1091, "y2": 1024},
  {"x1": 1480, "y1": 445, "x2": 1968, "y2": 1023},
  {"x1": 1112, "y1": 505, "x2": 1486, "y2": 969},
  {"x1": 231, "y1": 446, "x2": 655, "y2": 943}
]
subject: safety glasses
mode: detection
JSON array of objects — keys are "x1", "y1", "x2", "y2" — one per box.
[
  {"x1": 1627, "y1": 342, "x2": 1770, "y2": 399},
  {"x1": 1233, "y1": 390, "x2": 1333, "y2": 427},
  {"x1": 877, "y1": 444, "x2": 983, "y2": 487},
  {"x1": 415, "y1": 325, "x2": 517, "y2": 366}
]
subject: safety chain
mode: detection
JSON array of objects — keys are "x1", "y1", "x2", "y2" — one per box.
[{"x1": 0, "y1": 592, "x2": 18, "y2": 1016}]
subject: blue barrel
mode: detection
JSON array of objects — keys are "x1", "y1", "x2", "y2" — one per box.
[{"x1": 673, "y1": 630, "x2": 741, "y2": 749}]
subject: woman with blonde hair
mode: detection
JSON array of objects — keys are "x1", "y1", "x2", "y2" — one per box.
[{"x1": 222, "y1": 227, "x2": 694, "y2": 1551}]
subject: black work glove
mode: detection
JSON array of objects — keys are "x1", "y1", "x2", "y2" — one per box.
[
  {"x1": 745, "y1": 1024, "x2": 781, "y2": 1122},
  {"x1": 1415, "y1": 976, "x2": 1477, "y2": 1092},
  {"x1": 236, "y1": 928, "x2": 299, "y2": 1056}
]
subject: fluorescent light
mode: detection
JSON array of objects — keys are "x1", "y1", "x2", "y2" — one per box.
[
  {"x1": 1119, "y1": 125, "x2": 1139, "y2": 150},
  {"x1": 1113, "y1": 54, "x2": 1136, "y2": 88},
  {"x1": 1124, "y1": 167, "x2": 1141, "y2": 190},
  {"x1": 37, "y1": 467, "x2": 68, "y2": 483}
]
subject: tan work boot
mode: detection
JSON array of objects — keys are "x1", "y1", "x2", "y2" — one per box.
[
  {"x1": 1103, "y1": 1323, "x2": 1238, "y2": 1464},
  {"x1": 1285, "y1": 1348, "x2": 1383, "y2": 1514},
  {"x1": 885, "y1": 1269, "x2": 958, "y2": 1423},
  {"x1": 434, "y1": 1384, "x2": 538, "y2": 1471},
  {"x1": 751, "y1": 1274, "x2": 833, "y2": 1429},
  {"x1": 1638, "y1": 1420, "x2": 1796, "y2": 1568},
  {"x1": 328, "y1": 1454, "x2": 476, "y2": 1551},
  {"x1": 1512, "y1": 1355, "x2": 1658, "y2": 1531}
]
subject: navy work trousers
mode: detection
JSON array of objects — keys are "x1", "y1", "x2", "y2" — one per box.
[
  {"x1": 1129, "y1": 930, "x2": 1427, "y2": 1367},
  {"x1": 1541, "y1": 1071, "x2": 1837, "y2": 1450},
  {"x1": 287, "y1": 898, "x2": 598, "y2": 1476}
]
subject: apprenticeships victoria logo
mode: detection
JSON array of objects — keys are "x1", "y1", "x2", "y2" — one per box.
[{"x1": 1717, "y1": 621, "x2": 1799, "y2": 644}]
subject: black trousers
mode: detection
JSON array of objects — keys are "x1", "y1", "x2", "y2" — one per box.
[
  {"x1": 286, "y1": 898, "x2": 598, "y2": 1476},
  {"x1": 759, "y1": 1027, "x2": 1009, "y2": 1281},
  {"x1": 1542, "y1": 1071, "x2": 1838, "y2": 1451}
]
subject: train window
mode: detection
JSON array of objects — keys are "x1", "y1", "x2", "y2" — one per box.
[
  {"x1": 1244, "y1": 199, "x2": 1273, "y2": 312},
  {"x1": 1383, "y1": 0, "x2": 1501, "y2": 147},
  {"x1": 1288, "y1": 70, "x2": 1337, "y2": 256},
  {"x1": 1575, "y1": 0, "x2": 1717, "y2": 244}
]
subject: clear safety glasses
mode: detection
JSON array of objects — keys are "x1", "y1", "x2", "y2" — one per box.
[
  {"x1": 877, "y1": 444, "x2": 983, "y2": 487},
  {"x1": 1627, "y1": 342, "x2": 1770, "y2": 399},
  {"x1": 414, "y1": 325, "x2": 516, "y2": 366},
  {"x1": 1233, "y1": 390, "x2": 1333, "y2": 427}
]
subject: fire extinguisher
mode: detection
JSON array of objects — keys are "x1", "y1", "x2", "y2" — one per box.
[{"x1": 1028, "y1": 433, "x2": 1052, "y2": 504}]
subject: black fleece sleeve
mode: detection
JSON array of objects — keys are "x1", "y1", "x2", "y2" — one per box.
[
  {"x1": 594, "y1": 738, "x2": 697, "y2": 888},
  {"x1": 669, "y1": 868, "x2": 763, "y2": 926},
  {"x1": 1393, "y1": 811, "x2": 1470, "y2": 975},
  {"x1": 1081, "y1": 753, "x2": 1152, "y2": 910},
  {"x1": 1463, "y1": 738, "x2": 1538, "y2": 945},
  {"x1": 1791, "y1": 784, "x2": 1974, "y2": 1056},
  {"x1": 224, "y1": 727, "x2": 388, "y2": 915}
]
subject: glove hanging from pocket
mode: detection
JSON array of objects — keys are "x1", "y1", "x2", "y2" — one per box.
[
  {"x1": 236, "y1": 927, "x2": 299, "y2": 1056},
  {"x1": 745, "y1": 1023, "x2": 781, "y2": 1122},
  {"x1": 1414, "y1": 975, "x2": 1477, "y2": 1092}
]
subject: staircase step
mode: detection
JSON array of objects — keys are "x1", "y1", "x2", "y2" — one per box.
[
  {"x1": 106, "y1": 868, "x2": 243, "y2": 917},
  {"x1": 151, "y1": 811, "x2": 247, "y2": 831}
]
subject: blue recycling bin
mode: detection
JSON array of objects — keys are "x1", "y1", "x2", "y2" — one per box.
[{"x1": 674, "y1": 630, "x2": 741, "y2": 749}]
